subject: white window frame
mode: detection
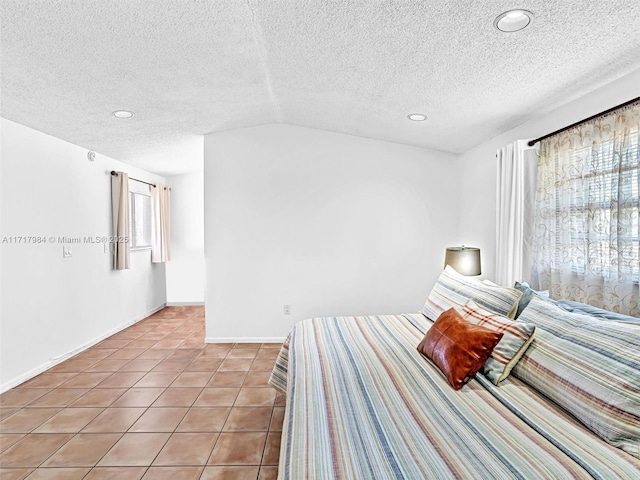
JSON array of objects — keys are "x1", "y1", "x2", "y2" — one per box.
[{"x1": 129, "y1": 184, "x2": 153, "y2": 251}]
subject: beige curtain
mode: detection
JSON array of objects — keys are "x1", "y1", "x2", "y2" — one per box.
[
  {"x1": 151, "y1": 184, "x2": 171, "y2": 263},
  {"x1": 531, "y1": 101, "x2": 639, "y2": 316},
  {"x1": 111, "y1": 171, "x2": 130, "y2": 270}
]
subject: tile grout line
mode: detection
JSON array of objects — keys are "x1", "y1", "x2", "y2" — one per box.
[{"x1": 257, "y1": 396, "x2": 279, "y2": 478}]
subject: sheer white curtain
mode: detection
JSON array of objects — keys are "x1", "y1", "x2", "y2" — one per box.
[
  {"x1": 111, "y1": 171, "x2": 130, "y2": 270},
  {"x1": 531, "y1": 101, "x2": 639, "y2": 316},
  {"x1": 495, "y1": 140, "x2": 538, "y2": 287},
  {"x1": 151, "y1": 184, "x2": 171, "y2": 263}
]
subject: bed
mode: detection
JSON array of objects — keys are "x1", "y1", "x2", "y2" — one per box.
[{"x1": 269, "y1": 268, "x2": 640, "y2": 479}]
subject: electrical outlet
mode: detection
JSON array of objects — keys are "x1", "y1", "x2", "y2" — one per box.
[
  {"x1": 62, "y1": 246, "x2": 72, "y2": 258},
  {"x1": 283, "y1": 305, "x2": 291, "y2": 315}
]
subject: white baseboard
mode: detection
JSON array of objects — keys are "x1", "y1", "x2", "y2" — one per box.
[
  {"x1": 0, "y1": 303, "x2": 166, "y2": 394},
  {"x1": 166, "y1": 302, "x2": 205, "y2": 306},
  {"x1": 205, "y1": 337, "x2": 286, "y2": 344},
  {"x1": 1, "y1": 362, "x2": 55, "y2": 396}
]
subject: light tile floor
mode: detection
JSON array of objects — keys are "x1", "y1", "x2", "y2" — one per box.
[{"x1": 0, "y1": 306, "x2": 283, "y2": 480}]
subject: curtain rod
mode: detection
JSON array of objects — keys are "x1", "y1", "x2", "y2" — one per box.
[
  {"x1": 527, "y1": 96, "x2": 640, "y2": 147},
  {"x1": 110, "y1": 170, "x2": 164, "y2": 189}
]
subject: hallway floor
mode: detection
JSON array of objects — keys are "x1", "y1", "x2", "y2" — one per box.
[{"x1": 0, "y1": 306, "x2": 283, "y2": 480}]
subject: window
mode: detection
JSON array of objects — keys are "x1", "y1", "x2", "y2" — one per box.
[
  {"x1": 130, "y1": 191, "x2": 152, "y2": 249},
  {"x1": 557, "y1": 136, "x2": 639, "y2": 280},
  {"x1": 531, "y1": 101, "x2": 639, "y2": 316}
]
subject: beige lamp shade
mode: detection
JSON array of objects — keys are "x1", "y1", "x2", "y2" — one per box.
[{"x1": 444, "y1": 246, "x2": 481, "y2": 276}]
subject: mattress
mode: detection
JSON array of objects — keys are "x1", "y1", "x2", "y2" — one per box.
[{"x1": 269, "y1": 313, "x2": 640, "y2": 479}]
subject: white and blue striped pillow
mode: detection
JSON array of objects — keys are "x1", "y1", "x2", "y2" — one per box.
[
  {"x1": 422, "y1": 266, "x2": 522, "y2": 320},
  {"x1": 513, "y1": 295, "x2": 640, "y2": 458},
  {"x1": 460, "y1": 300, "x2": 536, "y2": 384}
]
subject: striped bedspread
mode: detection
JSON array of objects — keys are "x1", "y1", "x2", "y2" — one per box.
[{"x1": 269, "y1": 313, "x2": 640, "y2": 480}]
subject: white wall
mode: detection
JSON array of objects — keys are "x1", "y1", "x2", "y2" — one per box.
[
  {"x1": 204, "y1": 124, "x2": 458, "y2": 341},
  {"x1": 166, "y1": 170, "x2": 205, "y2": 304},
  {"x1": 457, "y1": 69, "x2": 640, "y2": 281},
  {"x1": 0, "y1": 118, "x2": 167, "y2": 391}
]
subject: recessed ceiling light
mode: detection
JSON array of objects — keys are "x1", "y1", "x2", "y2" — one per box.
[
  {"x1": 112, "y1": 110, "x2": 134, "y2": 119},
  {"x1": 407, "y1": 113, "x2": 428, "y2": 121},
  {"x1": 494, "y1": 9, "x2": 533, "y2": 32}
]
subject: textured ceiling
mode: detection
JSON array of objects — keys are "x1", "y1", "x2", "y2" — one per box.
[{"x1": 1, "y1": 1, "x2": 640, "y2": 175}]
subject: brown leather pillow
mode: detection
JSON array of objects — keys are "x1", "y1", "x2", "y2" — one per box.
[{"x1": 417, "y1": 308, "x2": 503, "y2": 390}]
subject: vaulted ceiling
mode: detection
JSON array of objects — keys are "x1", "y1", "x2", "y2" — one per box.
[{"x1": 2, "y1": 1, "x2": 640, "y2": 174}]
